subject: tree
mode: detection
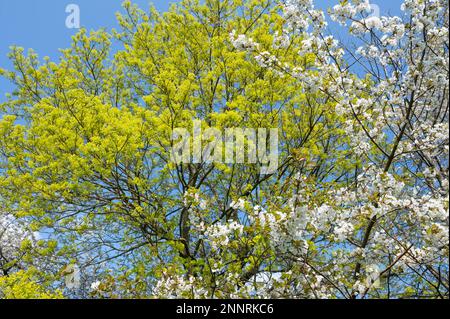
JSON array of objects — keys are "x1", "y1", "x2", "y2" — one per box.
[
  {"x1": 0, "y1": 268, "x2": 63, "y2": 299},
  {"x1": 231, "y1": 0, "x2": 449, "y2": 298},
  {"x1": 0, "y1": 0, "x2": 448, "y2": 299},
  {"x1": 0, "y1": 213, "x2": 29, "y2": 275}
]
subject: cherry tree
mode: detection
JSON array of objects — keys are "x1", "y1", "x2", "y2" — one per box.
[{"x1": 227, "y1": 0, "x2": 449, "y2": 298}]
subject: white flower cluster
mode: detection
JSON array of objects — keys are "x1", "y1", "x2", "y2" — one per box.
[
  {"x1": 230, "y1": 198, "x2": 246, "y2": 210},
  {"x1": 0, "y1": 213, "x2": 35, "y2": 273},
  {"x1": 331, "y1": 0, "x2": 372, "y2": 25},
  {"x1": 273, "y1": 31, "x2": 290, "y2": 49},
  {"x1": 204, "y1": 220, "x2": 244, "y2": 250},
  {"x1": 90, "y1": 280, "x2": 101, "y2": 291},
  {"x1": 229, "y1": 30, "x2": 259, "y2": 51},
  {"x1": 254, "y1": 51, "x2": 281, "y2": 68},
  {"x1": 351, "y1": 16, "x2": 383, "y2": 33},
  {"x1": 153, "y1": 272, "x2": 209, "y2": 298},
  {"x1": 183, "y1": 189, "x2": 207, "y2": 210}
]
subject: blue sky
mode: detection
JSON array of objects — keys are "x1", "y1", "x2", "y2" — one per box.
[{"x1": 0, "y1": 0, "x2": 404, "y2": 100}]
